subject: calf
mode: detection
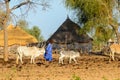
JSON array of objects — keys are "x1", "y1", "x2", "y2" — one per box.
[
  {"x1": 16, "y1": 46, "x2": 45, "y2": 64},
  {"x1": 59, "y1": 50, "x2": 80, "y2": 64}
]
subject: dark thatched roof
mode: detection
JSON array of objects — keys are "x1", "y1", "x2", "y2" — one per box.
[{"x1": 48, "y1": 17, "x2": 92, "y2": 44}]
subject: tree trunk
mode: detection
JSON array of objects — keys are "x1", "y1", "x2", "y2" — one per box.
[
  {"x1": 3, "y1": 0, "x2": 10, "y2": 62},
  {"x1": 3, "y1": 22, "x2": 8, "y2": 62}
]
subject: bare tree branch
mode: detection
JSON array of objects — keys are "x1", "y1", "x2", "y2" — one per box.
[
  {"x1": 10, "y1": 0, "x2": 31, "y2": 11},
  {"x1": 0, "y1": 0, "x2": 50, "y2": 62},
  {"x1": 10, "y1": 12, "x2": 19, "y2": 25},
  {"x1": 0, "y1": 1, "x2": 5, "y2": 9},
  {"x1": 10, "y1": 0, "x2": 50, "y2": 11}
]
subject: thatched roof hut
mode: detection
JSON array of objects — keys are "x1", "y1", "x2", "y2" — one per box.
[
  {"x1": 47, "y1": 17, "x2": 92, "y2": 52},
  {"x1": 48, "y1": 17, "x2": 92, "y2": 44},
  {"x1": 0, "y1": 24, "x2": 38, "y2": 46}
]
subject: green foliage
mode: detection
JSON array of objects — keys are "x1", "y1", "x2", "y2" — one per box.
[
  {"x1": 102, "y1": 76, "x2": 120, "y2": 80},
  {"x1": 95, "y1": 26, "x2": 114, "y2": 42},
  {"x1": 4, "y1": 66, "x2": 17, "y2": 80},
  {"x1": 92, "y1": 26, "x2": 114, "y2": 50},
  {"x1": 17, "y1": 19, "x2": 44, "y2": 41},
  {"x1": 29, "y1": 26, "x2": 44, "y2": 41},
  {"x1": 65, "y1": 0, "x2": 117, "y2": 44},
  {"x1": 102, "y1": 76, "x2": 108, "y2": 80},
  {"x1": 65, "y1": 0, "x2": 114, "y2": 24},
  {"x1": 71, "y1": 74, "x2": 81, "y2": 80},
  {"x1": 17, "y1": 19, "x2": 28, "y2": 30}
]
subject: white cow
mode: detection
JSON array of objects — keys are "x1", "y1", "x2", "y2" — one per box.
[
  {"x1": 16, "y1": 46, "x2": 45, "y2": 64},
  {"x1": 59, "y1": 50, "x2": 80, "y2": 64}
]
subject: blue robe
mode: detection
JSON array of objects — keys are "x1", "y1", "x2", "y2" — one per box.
[{"x1": 44, "y1": 43, "x2": 52, "y2": 61}]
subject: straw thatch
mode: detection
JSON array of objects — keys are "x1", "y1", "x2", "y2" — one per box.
[
  {"x1": 48, "y1": 17, "x2": 92, "y2": 44},
  {"x1": 47, "y1": 17, "x2": 92, "y2": 52},
  {"x1": 0, "y1": 24, "x2": 38, "y2": 46}
]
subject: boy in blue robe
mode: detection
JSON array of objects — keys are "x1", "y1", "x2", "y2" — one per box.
[{"x1": 44, "y1": 39, "x2": 53, "y2": 66}]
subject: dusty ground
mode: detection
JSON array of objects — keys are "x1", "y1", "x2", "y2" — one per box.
[{"x1": 0, "y1": 52, "x2": 120, "y2": 80}]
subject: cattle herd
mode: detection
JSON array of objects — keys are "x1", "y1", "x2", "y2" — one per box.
[
  {"x1": 15, "y1": 44, "x2": 80, "y2": 64},
  {"x1": 6, "y1": 42, "x2": 120, "y2": 65}
]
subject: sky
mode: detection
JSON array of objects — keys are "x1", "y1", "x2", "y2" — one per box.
[
  {"x1": 8, "y1": 0, "x2": 120, "y2": 41},
  {"x1": 11, "y1": 0, "x2": 73, "y2": 40}
]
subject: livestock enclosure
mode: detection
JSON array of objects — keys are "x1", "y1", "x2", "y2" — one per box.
[{"x1": 0, "y1": 51, "x2": 120, "y2": 80}]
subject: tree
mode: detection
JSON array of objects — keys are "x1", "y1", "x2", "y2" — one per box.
[
  {"x1": 17, "y1": 19, "x2": 29, "y2": 30},
  {"x1": 29, "y1": 26, "x2": 44, "y2": 41},
  {"x1": 17, "y1": 19, "x2": 44, "y2": 41},
  {"x1": 0, "y1": 10, "x2": 5, "y2": 29},
  {"x1": 0, "y1": 0, "x2": 49, "y2": 62},
  {"x1": 64, "y1": 0, "x2": 118, "y2": 44}
]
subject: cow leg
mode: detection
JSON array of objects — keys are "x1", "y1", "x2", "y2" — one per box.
[
  {"x1": 58, "y1": 57, "x2": 61, "y2": 64},
  {"x1": 32, "y1": 56, "x2": 36, "y2": 64},
  {"x1": 59, "y1": 56, "x2": 63, "y2": 64},
  {"x1": 73, "y1": 57, "x2": 77, "y2": 64},
  {"x1": 31, "y1": 56, "x2": 33, "y2": 64},
  {"x1": 19, "y1": 54, "x2": 23, "y2": 64},
  {"x1": 69, "y1": 57, "x2": 72, "y2": 64},
  {"x1": 16, "y1": 55, "x2": 19, "y2": 64},
  {"x1": 61, "y1": 58, "x2": 64, "y2": 64},
  {"x1": 30, "y1": 56, "x2": 36, "y2": 64},
  {"x1": 109, "y1": 52, "x2": 112, "y2": 61},
  {"x1": 112, "y1": 52, "x2": 115, "y2": 61},
  {"x1": 110, "y1": 52, "x2": 115, "y2": 61}
]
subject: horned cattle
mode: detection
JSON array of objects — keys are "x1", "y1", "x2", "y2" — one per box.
[
  {"x1": 59, "y1": 50, "x2": 80, "y2": 64},
  {"x1": 16, "y1": 46, "x2": 45, "y2": 64},
  {"x1": 109, "y1": 43, "x2": 120, "y2": 61}
]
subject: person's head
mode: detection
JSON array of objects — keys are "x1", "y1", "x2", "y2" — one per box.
[{"x1": 49, "y1": 39, "x2": 54, "y2": 44}]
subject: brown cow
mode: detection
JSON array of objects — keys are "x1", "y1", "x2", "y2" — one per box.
[{"x1": 110, "y1": 43, "x2": 120, "y2": 61}]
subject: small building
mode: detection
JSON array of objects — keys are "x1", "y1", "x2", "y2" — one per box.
[
  {"x1": 0, "y1": 24, "x2": 38, "y2": 46},
  {"x1": 47, "y1": 17, "x2": 92, "y2": 53}
]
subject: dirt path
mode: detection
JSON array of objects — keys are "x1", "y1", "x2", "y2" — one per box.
[{"x1": 0, "y1": 53, "x2": 120, "y2": 80}]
